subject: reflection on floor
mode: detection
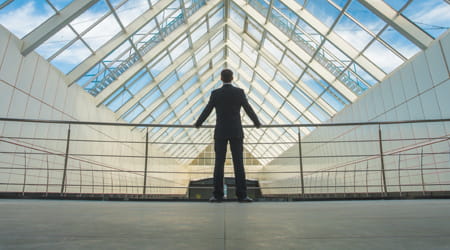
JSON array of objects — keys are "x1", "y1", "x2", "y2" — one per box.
[{"x1": 1, "y1": 199, "x2": 450, "y2": 249}]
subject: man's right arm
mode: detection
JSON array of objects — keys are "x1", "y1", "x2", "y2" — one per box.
[{"x1": 194, "y1": 94, "x2": 214, "y2": 128}]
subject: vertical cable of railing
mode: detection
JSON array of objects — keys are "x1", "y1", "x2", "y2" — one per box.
[{"x1": 60, "y1": 125, "x2": 71, "y2": 195}]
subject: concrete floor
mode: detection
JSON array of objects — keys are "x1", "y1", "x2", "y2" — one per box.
[{"x1": 0, "y1": 199, "x2": 450, "y2": 250}]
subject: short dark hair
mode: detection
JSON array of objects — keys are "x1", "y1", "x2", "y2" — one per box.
[{"x1": 221, "y1": 69, "x2": 233, "y2": 83}]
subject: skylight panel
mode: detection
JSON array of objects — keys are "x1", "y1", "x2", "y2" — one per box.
[
  {"x1": 83, "y1": 14, "x2": 121, "y2": 51},
  {"x1": 290, "y1": 87, "x2": 312, "y2": 109},
  {"x1": 263, "y1": 36, "x2": 284, "y2": 63},
  {"x1": 379, "y1": 27, "x2": 420, "y2": 59},
  {"x1": 346, "y1": 0, "x2": 386, "y2": 34},
  {"x1": 177, "y1": 58, "x2": 194, "y2": 79},
  {"x1": 127, "y1": 69, "x2": 152, "y2": 95},
  {"x1": 51, "y1": 40, "x2": 92, "y2": 74},
  {"x1": 230, "y1": 2, "x2": 245, "y2": 30},
  {"x1": 334, "y1": 14, "x2": 373, "y2": 52},
  {"x1": 191, "y1": 20, "x2": 207, "y2": 44},
  {"x1": 309, "y1": 103, "x2": 330, "y2": 122},
  {"x1": 169, "y1": 36, "x2": 189, "y2": 61},
  {"x1": 364, "y1": 40, "x2": 404, "y2": 73},
  {"x1": 115, "y1": 0, "x2": 150, "y2": 27},
  {"x1": 105, "y1": 89, "x2": 132, "y2": 112},
  {"x1": 160, "y1": 73, "x2": 178, "y2": 92},
  {"x1": 149, "y1": 52, "x2": 171, "y2": 77},
  {"x1": 208, "y1": 6, "x2": 224, "y2": 28},
  {"x1": 305, "y1": 0, "x2": 341, "y2": 28},
  {"x1": 211, "y1": 50, "x2": 224, "y2": 65},
  {"x1": 141, "y1": 88, "x2": 162, "y2": 108},
  {"x1": 195, "y1": 44, "x2": 210, "y2": 62},
  {"x1": 242, "y1": 42, "x2": 258, "y2": 66},
  {"x1": 210, "y1": 30, "x2": 224, "y2": 49},
  {"x1": 258, "y1": 56, "x2": 276, "y2": 79},
  {"x1": 402, "y1": 0, "x2": 450, "y2": 38},
  {"x1": 240, "y1": 61, "x2": 254, "y2": 78},
  {"x1": 274, "y1": 72, "x2": 293, "y2": 96},
  {"x1": 281, "y1": 53, "x2": 303, "y2": 78},
  {"x1": 168, "y1": 89, "x2": 183, "y2": 105},
  {"x1": 122, "y1": 103, "x2": 145, "y2": 122},
  {"x1": 246, "y1": 18, "x2": 263, "y2": 41},
  {"x1": 183, "y1": 75, "x2": 198, "y2": 92},
  {"x1": 70, "y1": 1, "x2": 109, "y2": 34},
  {"x1": 0, "y1": 1, "x2": 55, "y2": 38},
  {"x1": 35, "y1": 25, "x2": 77, "y2": 60}
]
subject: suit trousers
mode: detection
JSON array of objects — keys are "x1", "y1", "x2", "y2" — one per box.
[{"x1": 213, "y1": 137, "x2": 247, "y2": 199}]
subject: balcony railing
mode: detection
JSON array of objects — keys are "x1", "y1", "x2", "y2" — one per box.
[{"x1": 0, "y1": 117, "x2": 450, "y2": 200}]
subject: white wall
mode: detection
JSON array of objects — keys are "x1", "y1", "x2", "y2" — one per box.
[
  {"x1": 0, "y1": 25, "x2": 190, "y2": 196},
  {"x1": 261, "y1": 30, "x2": 450, "y2": 195}
]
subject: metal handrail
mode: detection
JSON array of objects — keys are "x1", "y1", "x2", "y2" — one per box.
[{"x1": 1, "y1": 117, "x2": 450, "y2": 128}]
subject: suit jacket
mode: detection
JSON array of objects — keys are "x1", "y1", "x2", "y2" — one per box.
[{"x1": 195, "y1": 84, "x2": 261, "y2": 139}]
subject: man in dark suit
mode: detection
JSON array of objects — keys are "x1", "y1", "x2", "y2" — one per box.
[{"x1": 195, "y1": 69, "x2": 261, "y2": 203}]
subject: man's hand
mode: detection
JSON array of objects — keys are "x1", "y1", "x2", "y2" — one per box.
[
  {"x1": 194, "y1": 123, "x2": 201, "y2": 129},
  {"x1": 255, "y1": 123, "x2": 261, "y2": 129}
]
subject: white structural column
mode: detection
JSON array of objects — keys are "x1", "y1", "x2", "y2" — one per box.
[
  {"x1": 66, "y1": 0, "x2": 176, "y2": 85},
  {"x1": 94, "y1": 0, "x2": 224, "y2": 105},
  {"x1": 21, "y1": 0, "x2": 100, "y2": 56},
  {"x1": 233, "y1": 0, "x2": 358, "y2": 102},
  {"x1": 358, "y1": 0, "x2": 433, "y2": 50},
  {"x1": 278, "y1": 0, "x2": 386, "y2": 82}
]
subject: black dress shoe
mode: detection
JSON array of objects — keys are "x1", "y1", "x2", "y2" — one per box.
[
  {"x1": 209, "y1": 196, "x2": 222, "y2": 203},
  {"x1": 238, "y1": 196, "x2": 253, "y2": 203}
]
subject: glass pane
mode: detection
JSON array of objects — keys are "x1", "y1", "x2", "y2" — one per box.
[{"x1": 363, "y1": 40, "x2": 404, "y2": 73}]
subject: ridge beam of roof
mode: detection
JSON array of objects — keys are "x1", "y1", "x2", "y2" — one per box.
[
  {"x1": 233, "y1": 0, "x2": 358, "y2": 102},
  {"x1": 66, "y1": 0, "x2": 180, "y2": 85},
  {"x1": 125, "y1": 45, "x2": 226, "y2": 123},
  {"x1": 358, "y1": 0, "x2": 433, "y2": 50},
  {"x1": 93, "y1": 0, "x2": 224, "y2": 104},
  {"x1": 21, "y1": 0, "x2": 100, "y2": 56},
  {"x1": 277, "y1": 0, "x2": 386, "y2": 82},
  {"x1": 227, "y1": 21, "x2": 337, "y2": 116},
  {"x1": 110, "y1": 24, "x2": 226, "y2": 113}
]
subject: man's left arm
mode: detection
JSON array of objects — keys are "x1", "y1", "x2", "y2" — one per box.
[{"x1": 241, "y1": 90, "x2": 261, "y2": 128}]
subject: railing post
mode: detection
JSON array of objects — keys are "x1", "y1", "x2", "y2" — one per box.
[
  {"x1": 297, "y1": 128, "x2": 305, "y2": 196},
  {"x1": 143, "y1": 129, "x2": 149, "y2": 195},
  {"x1": 22, "y1": 151, "x2": 27, "y2": 196},
  {"x1": 378, "y1": 125, "x2": 388, "y2": 194},
  {"x1": 61, "y1": 125, "x2": 71, "y2": 195},
  {"x1": 366, "y1": 161, "x2": 369, "y2": 196},
  {"x1": 46, "y1": 154, "x2": 49, "y2": 197},
  {"x1": 398, "y1": 154, "x2": 402, "y2": 197}
]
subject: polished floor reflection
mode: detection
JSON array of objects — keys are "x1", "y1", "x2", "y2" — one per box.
[{"x1": 1, "y1": 199, "x2": 450, "y2": 249}]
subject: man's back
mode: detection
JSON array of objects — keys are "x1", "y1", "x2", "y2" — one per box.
[{"x1": 195, "y1": 84, "x2": 259, "y2": 139}]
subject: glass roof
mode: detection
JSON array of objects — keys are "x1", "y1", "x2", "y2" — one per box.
[{"x1": 1, "y1": 0, "x2": 449, "y2": 165}]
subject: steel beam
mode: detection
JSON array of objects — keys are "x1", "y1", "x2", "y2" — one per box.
[
  {"x1": 21, "y1": 0, "x2": 100, "y2": 56},
  {"x1": 66, "y1": 0, "x2": 176, "y2": 85},
  {"x1": 93, "y1": 0, "x2": 224, "y2": 104},
  {"x1": 358, "y1": 0, "x2": 433, "y2": 50}
]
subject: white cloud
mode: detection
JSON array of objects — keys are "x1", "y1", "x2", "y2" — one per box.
[{"x1": 0, "y1": 1, "x2": 53, "y2": 38}]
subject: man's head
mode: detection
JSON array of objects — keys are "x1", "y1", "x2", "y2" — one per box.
[{"x1": 221, "y1": 69, "x2": 233, "y2": 83}]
